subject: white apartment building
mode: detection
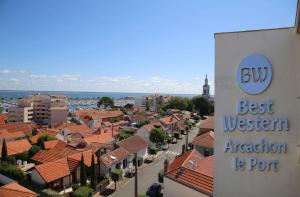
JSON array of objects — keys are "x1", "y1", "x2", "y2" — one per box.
[{"x1": 8, "y1": 94, "x2": 68, "y2": 127}]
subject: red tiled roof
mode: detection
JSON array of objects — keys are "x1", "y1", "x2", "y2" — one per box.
[
  {"x1": 64, "y1": 124, "x2": 93, "y2": 137},
  {"x1": 0, "y1": 139, "x2": 32, "y2": 157},
  {"x1": 31, "y1": 146, "x2": 78, "y2": 164},
  {"x1": 101, "y1": 147, "x2": 130, "y2": 168},
  {"x1": 68, "y1": 149, "x2": 98, "y2": 167},
  {"x1": 83, "y1": 133, "x2": 113, "y2": 145},
  {"x1": 30, "y1": 129, "x2": 58, "y2": 144},
  {"x1": 166, "y1": 150, "x2": 213, "y2": 196},
  {"x1": 199, "y1": 116, "x2": 214, "y2": 131},
  {"x1": 35, "y1": 158, "x2": 70, "y2": 183},
  {"x1": 0, "y1": 182, "x2": 37, "y2": 197},
  {"x1": 117, "y1": 135, "x2": 148, "y2": 154},
  {"x1": 0, "y1": 131, "x2": 25, "y2": 140},
  {"x1": 0, "y1": 114, "x2": 7, "y2": 125},
  {"x1": 44, "y1": 140, "x2": 59, "y2": 150},
  {"x1": 143, "y1": 122, "x2": 166, "y2": 132},
  {"x1": 160, "y1": 115, "x2": 180, "y2": 126},
  {"x1": 0, "y1": 123, "x2": 33, "y2": 135},
  {"x1": 102, "y1": 121, "x2": 112, "y2": 127},
  {"x1": 167, "y1": 167, "x2": 213, "y2": 196},
  {"x1": 192, "y1": 131, "x2": 214, "y2": 149},
  {"x1": 76, "y1": 109, "x2": 123, "y2": 120},
  {"x1": 125, "y1": 115, "x2": 146, "y2": 122}
]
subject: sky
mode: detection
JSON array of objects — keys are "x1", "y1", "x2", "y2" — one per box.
[{"x1": 0, "y1": 0, "x2": 297, "y2": 94}]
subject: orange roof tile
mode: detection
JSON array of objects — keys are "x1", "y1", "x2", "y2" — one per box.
[
  {"x1": 0, "y1": 123, "x2": 33, "y2": 135},
  {"x1": 192, "y1": 131, "x2": 214, "y2": 149},
  {"x1": 64, "y1": 124, "x2": 93, "y2": 137},
  {"x1": 35, "y1": 158, "x2": 70, "y2": 183},
  {"x1": 30, "y1": 129, "x2": 58, "y2": 144},
  {"x1": 0, "y1": 139, "x2": 32, "y2": 156},
  {"x1": 159, "y1": 115, "x2": 180, "y2": 126},
  {"x1": 199, "y1": 116, "x2": 214, "y2": 131},
  {"x1": 44, "y1": 140, "x2": 59, "y2": 150},
  {"x1": 166, "y1": 151, "x2": 214, "y2": 196},
  {"x1": 83, "y1": 133, "x2": 113, "y2": 145},
  {"x1": 117, "y1": 135, "x2": 148, "y2": 154},
  {"x1": 0, "y1": 182, "x2": 36, "y2": 197},
  {"x1": 0, "y1": 131, "x2": 25, "y2": 140},
  {"x1": 0, "y1": 114, "x2": 7, "y2": 125},
  {"x1": 31, "y1": 146, "x2": 78, "y2": 164},
  {"x1": 76, "y1": 109, "x2": 123, "y2": 120},
  {"x1": 101, "y1": 147, "x2": 130, "y2": 168},
  {"x1": 143, "y1": 122, "x2": 166, "y2": 132},
  {"x1": 68, "y1": 149, "x2": 98, "y2": 167}
]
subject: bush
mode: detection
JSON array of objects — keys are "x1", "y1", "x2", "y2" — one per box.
[
  {"x1": 158, "y1": 169, "x2": 164, "y2": 183},
  {"x1": 72, "y1": 186, "x2": 93, "y2": 197},
  {"x1": 0, "y1": 162, "x2": 26, "y2": 182},
  {"x1": 16, "y1": 151, "x2": 29, "y2": 161},
  {"x1": 29, "y1": 145, "x2": 41, "y2": 158},
  {"x1": 41, "y1": 188, "x2": 60, "y2": 197},
  {"x1": 7, "y1": 156, "x2": 16, "y2": 165},
  {"x1": 37, "y1": 134, "x2": 56, "y2": 147}
]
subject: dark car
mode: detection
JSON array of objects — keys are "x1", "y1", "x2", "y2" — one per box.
[{"x1": 146, "y1": 183, "x2": 162, "y2": 197}]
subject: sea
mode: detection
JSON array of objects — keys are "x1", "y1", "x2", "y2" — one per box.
[{"x1": 0, "y1": 90, "x2": 196, "y2": 100}]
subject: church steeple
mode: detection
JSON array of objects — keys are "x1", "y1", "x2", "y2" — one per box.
[{"x1": 202, "y1": 74, "x2": 210, "y2": 98}]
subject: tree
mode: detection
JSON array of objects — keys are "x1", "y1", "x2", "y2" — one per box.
[
  {"x1": 148, "y1": 147, "x2": 158, "y2": 161},
  {"x1": 119, "y1": 130, "x2": 134, "y2": 140},
  {"x1": 191, "y1": 96, "x2": 210, "y2": 117},
  {"x1": 97, "y1": 97, "x2": 114, "y2": 108},
  {"x1": 90, "y1": 154, "x2": 96, "y2": 189},
  {"x1": 80, "y1": 154, "x2": 87, "y2": 186},
  {"x1": 29, "y1": 145, "x2": 41, "y2": 158},
  {"x1": 1, "y1": 138, "x2": 7, "y2": 161},
  {"x1": 149, "y1": 128, "x2": 166, "y2": 147},
  {"x1": 162, "y1": 97, "x2": 191, "y2": 111},
  {"x1": 111, "y1": 169, "x2": 122, "y2": 190}
]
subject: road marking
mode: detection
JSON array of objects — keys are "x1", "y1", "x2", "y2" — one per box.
[{"x1": 166, "y1": 151, "x2": 180, "y2": 156}]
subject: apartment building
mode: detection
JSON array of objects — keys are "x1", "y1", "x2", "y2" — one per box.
[
  {"x1": 8, "y1": 98, "x2": 33, "y2": 123},
  {"x1": 8, "y1": 94, "x2": 68, "y2": 127}
]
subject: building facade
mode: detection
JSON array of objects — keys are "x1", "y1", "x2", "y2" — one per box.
[
  {"x1": 8, "y1": 95, "x2": 68, "y2": 127},
  {"x1": 214, "y1": 3, "x2": 300, "y2": 197}
]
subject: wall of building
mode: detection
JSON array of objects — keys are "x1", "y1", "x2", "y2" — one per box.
[
  {"x1": 31, "y1": 169, "x2": 46, "y2": 185},
  {"x1": 215, "y1": 28, "x2": 300, "y2": 197},
  {"x1": 50, "y1": 108, "x2": 68, "y2": 127},
  {"x1": 164, "y1": 177, "x2": 209, "y2": 197}
]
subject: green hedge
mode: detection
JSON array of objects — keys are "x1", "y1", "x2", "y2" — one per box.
[
  {"x1": 0, "y1": 162, "x2": 26, "y2": 182},
  {"x1": 72, "y1": 186, "x2": 93, "y2": 197}
]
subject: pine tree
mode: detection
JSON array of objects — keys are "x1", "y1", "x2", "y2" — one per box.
[
  {"x1": 1, "y1": 138, "x2": 7, "y2": 162},
  {"x1": 90, "y1": 153, "x2": 96, "y2": 189},
  {"x1": 80, "y1": 154, "x2": 86, "y2": 186}
]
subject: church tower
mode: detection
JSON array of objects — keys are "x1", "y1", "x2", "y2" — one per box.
[{"x1": 202, "y1": 74, "x2": 210, "y2": 98}]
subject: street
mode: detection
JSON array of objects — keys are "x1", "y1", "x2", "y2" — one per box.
[{"x1": 97, "y1": 124, "x2": 199, "y2": 197}]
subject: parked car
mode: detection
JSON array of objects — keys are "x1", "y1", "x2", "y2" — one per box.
[
  {"x1": 146, "y1": 183, "x2": 162, "y2": 197},
  {"x1": 161, "y1": 143, "x2": 168, "y2": 150}
]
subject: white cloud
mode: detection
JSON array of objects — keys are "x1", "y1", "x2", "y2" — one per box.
[
  {"x1": 0, "y1": 68, "x2": 214, "y2": 94},
  {"x1": 10, "y1": 78, "x2": 19, "y2": 82}
]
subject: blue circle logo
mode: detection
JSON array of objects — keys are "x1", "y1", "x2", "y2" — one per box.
[{"x1": 237, "y1": 54, "x2": 272, "y2": 95}]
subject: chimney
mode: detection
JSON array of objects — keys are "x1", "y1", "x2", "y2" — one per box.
[
  {"x1": 164, "y1": 159, "x2": 169, "y2": 173},
  {"x1": 182, "y1": 144, "x2": 186, "y2": 154}
]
